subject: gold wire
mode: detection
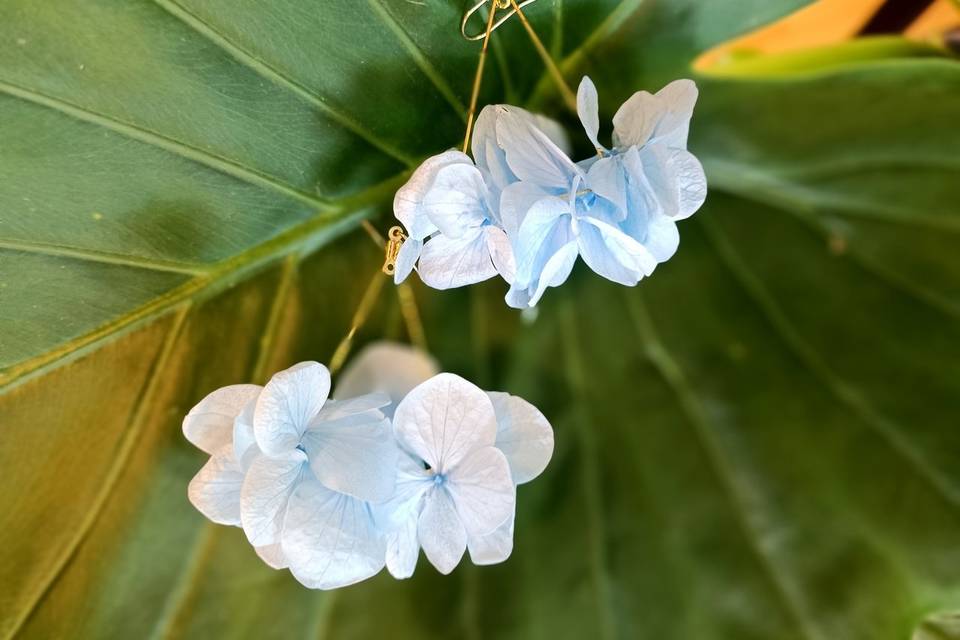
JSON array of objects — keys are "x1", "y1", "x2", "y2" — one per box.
[
  {"x1": 507, "y1": 0, "x2": 577, "y2": 112},
  {"x1": 329, "y1": 268, "x2": 386, "y2": 376},
  {"x1": 462, "y1": 1, "x2": 501, "y2": 154}
]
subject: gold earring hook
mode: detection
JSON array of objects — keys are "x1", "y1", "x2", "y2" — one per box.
[{"x1": 461, "y1": 0, "x2": 537, "y2": 41}]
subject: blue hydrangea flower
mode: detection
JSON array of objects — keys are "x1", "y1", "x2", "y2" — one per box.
[
  {"x1": 392, "y1": 107, "x2": 570, "y2": 289},
  {"x1": 500, "y1": 77, "x2": 706, "y2": 307}
]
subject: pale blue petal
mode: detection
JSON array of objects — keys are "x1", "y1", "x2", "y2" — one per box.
[
  {"x1": 183, "y1": 384, "x2": 262, "y2": 455},
  {"x1": 333, "y1": 342, "x2": 439, "y2": 418},
  {"x1": 188, "y1": 444, "x2": 244, "y2": 526},
  {"x1": 422, "y1": 163, "x2": 489, "y2": 238},
  {"x1": 646, "y1": 214, "x2": 680, "y2": 262},
  {"x1": 446, "y1": 445, "x2": 515, "y2": 537},
  {"x1": 393, "y1": 373, "x2": 498, "y2": 472},
  {"x1": 528, "y1": 241, "x2": 579, "y2": 307},
  {"x1": 394, "y1": 150, "x2": 470, "y2": 239},
  {"x1": 577, "y1": 76, "x2": 602, "y2": 151},
  {"x1": 485, "y1": 225, "x2": 516, "y2": 284},
  {"x1": 254, "y1": 362, "x2": 330, "y2": 456},
  {"x1": 513, "y1": 196, "x2": 572, "y2": 286},
  {"x1": 313, "y1": 393, "x2": 391, "y2": 422},
  {"x1": 636, "y1": 144, "x2": 706, "y2": 220},
  {"x1": 418, "y1": 486, "x2": 467, "y2": 575},
  {"x1": 467, "y1": 511, "x2": 514, "y2": 566},
  {"x1": 371, "y1": 452, "x2": 431, "y2": 531},
  {"x1": 612, "y1": 79, "x2": 698, "y2": 150},
  {"x1": 240, "y1": 450, "x2": 307, "y2": 546},
  {"x1": 302, "y1": 410, "x2": 398, "y2": 502},
  {"x1": 586, "y1": 156, "x2": 628, "y2": 222},
  {"x1": 532, "y1": 113, "x2": 572, "y2": 156},
  {"x1": 496, "y1": 106, "x2": 580, "y2": 189},
  {"x1": 487, "y1": 392, "x2": 554, "y2": 485},
  {"x1": 472, "y1": 105, "x2": 515, "y2": 194},
  {"x1": 578, "y1": 221, "x2": 644, "y2": 286},
  {"x1": 393, "y1": 237, "x2": 422, "y2": 284},
  {"x1": 281, "y1": 476, "x2": 385, "y2": 589},
  {"x1": 418, "y1": 228, "x2": 498, "y2": 290},
  {"x1": 385, "y1": 514, "x2": 420, "y2": 579},
  {"x1": 581, "y1": 217, "x2": 658, "y2": 282},
  {"x1": 499, "y1": 181, "x2": 554, "y2": 239}
]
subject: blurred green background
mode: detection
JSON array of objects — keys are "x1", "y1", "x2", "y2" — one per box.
[{"x1": 1, "y1": 0, "x2": 959, "y2": 638}]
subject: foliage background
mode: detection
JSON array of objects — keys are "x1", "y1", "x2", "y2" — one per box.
[{"x1": 1, "y1": 0, "x2": 959, "y2": 638}]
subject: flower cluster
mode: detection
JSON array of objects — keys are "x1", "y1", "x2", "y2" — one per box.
[
  {"x1": 183, "y1": 342, "x2": 553, "y2": 589},
  {"x1": 393, "y1": 76, "x2": 706, "y2": 307}
]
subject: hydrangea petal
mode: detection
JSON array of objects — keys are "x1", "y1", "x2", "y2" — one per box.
[
  {"x1": 586, "y1": 156, "x2": 628, "y2": 222},
  {"x1": 499, "y1": 181, "x2": 553, "y2": 238},
  {"x1": 488, "y1": 392, "x2": 554, "y2": 484},
  {"x1": 645, "y1": 214, "x2": 680, "y2": 263},
  {"x1": 183, "y1": 384, "x2": 262, "y2": 455},
  {"x1": 394, "y1": 150, "x2": 469, "y2": 239},
  {"x1": 281, "y1": 476, "x2": 385, "y2": 589},
  {"x1": 313, "y1": 393, "x2": 391, "y2": 422},
  {"x1": 240, "y1": 449, "x2": 307, "y2": 546},
  {"x1": 393, "y1": 373, "x2": 498, "y2": 472},
  {"x1": 233, "y1": 398, "x2": 259, "y2": 472},
  {"x1": 582, "y1": 217, "x2": 658, "y2": 281},
  {"x1": 513, "y1": 196, "x2": 572, "y2": 286},
  {"x1": 485, "y1": 225, "x2": 516, "y2": 284},
  {"x1": 418, "y1": 486, "x2": 467, "y2": 575},
  {"x1": 255, "y1": 543, "x2": 288, "y2": 570},
  {"x1": 254, "y1": 362, "x2": 330, "y2": 456},
  {"x1": 187, "y1": 444, "x2": 244, "y2": 526},
  {"x1": 496, "y1": 106, "x2": 580, "y2": 189},
  {"x1": 394, "y1": 236, "x2": 422, "y2": 285},
  {"x1": 577, "y1": 76, "x2": 602, "y2": 151},
  {"x1": 578, "y1": 220, "x2": 644, "y2": 286},
  {"x1": 467, "y1": 512, "x2": 514, "y2": 566},
  {"x1": 301, "y1": 411, "x2": 398, "y2": 502},
  {"x1": 446, "y1": 445, "x2": 515, "y2": 537},
  {"x1": 334, "y1": 342, "x2": 439, "y2": 418},
  {"x1": 422, "y1": 163, "x2": 489, "y2": 238},
  {"x1": 372, "y1": 452, "x2": 431, "y2": 532},
  {"x1": 385, "y1": 515, "x2": 420, "y2": 580},
  {"x1": 637, "y1": 145, "x2": 706, "y2": 220},
  {"x1": 527, "y1": 240, "x2": 579, "y2": 308},
  {"x1": 418, "y1": 229, "x2": 498, "y2": 290},
  {"x1": 612, "y1": 79, "x2": 698, "y2": 150}
]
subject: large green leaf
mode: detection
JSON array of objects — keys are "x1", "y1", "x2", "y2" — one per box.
[{"x1": 2, "y1": 1, "x2": 958, "y2": 638}]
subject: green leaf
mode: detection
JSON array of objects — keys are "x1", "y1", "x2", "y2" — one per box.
[{"x1": 2, "y1": 1, "x2": 958, "y2": 639}]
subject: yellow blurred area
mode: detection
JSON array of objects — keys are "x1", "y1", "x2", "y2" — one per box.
[{"x1": 696, "y1": 0, "x2": 959, "y2": 69}]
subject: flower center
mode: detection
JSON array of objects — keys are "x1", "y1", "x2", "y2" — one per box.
[{"x1": 432, "y1": 473, "x2": 446, "y2": 486}]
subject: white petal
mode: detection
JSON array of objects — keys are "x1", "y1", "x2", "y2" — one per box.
[
  {"x1": 577, "y1": 76, "x2": 602, "y2": 151},
  {"x1": 394, "y1": 150, "x2": 470, "y2": 239},
  {"x1": 233, "y1": 397, "x2": 259, "y2": 472},
  {"x1": 301, "y1": 411, "x2": 398, "y2": 502},
  {"x1": 254, "y1": 361, "x2": 330, "y2": 456},
  {"x1": 533, "y1": 113, "x2": 572, "y2": 157},
  {"x1": 418, "y1": 229, "x2": 498, "y2": 290},
  {"x1": 612, "y1": 79, "x2": 698, "y2": 150},
  {"x1": 473, "y1": 105, "x2": 515, "y2": 193},
  {"x1": 393, "y1": 373, "x2": 498, "y2": 472},
  {"x1": 188, "y1": 444, "x2": 244, "y2": 526},
  {"x1": 371, "y1": 452, "x2": 432, "y2": 531},
  {"x1": 485, "y1": 225, "x2": 516, "y2": 284},
  {"x1": 418, "y1": 487, "x2": 467, "y2": 575},
  {"x1": 422, "y1": 163, "x2": 489, "y2": 238},
  {"x1": 488, "y1": 392, "x2": 554, "y2": 484},
  {"x1": 255, "y1": 543, "x2": 288, "y2": 570},
  {"x1": 334, "y1": 342, "x2": 439, "y2": 418},
  {"x1": 393, "y1": 237, "x2": 422, "y2": 284},
  {"x1": 313, "y1": 393, "x2": 391, "y2": 422},
  {"x1": 467, "y1": 512, "x2": 515, "y2": 566},
  {"x1": 671, "y1": 150, "x2": 707, "y2": 220},
  {"x1": 446, "y1": 445, "x2": 515, "y2": 537},
  {"x1": 282, "y1": 477, "x2": 385, "y2": 590},
  {"x1": 385, "y1": 514, "x2": 420, "y2": 579},
  {"x1": 240, "y1": 450, "x2": 307, "y2": 546},
  {"x1": 496, "y1": 106, "x2": 580, "y2": 189},
  {"x1": 183, "y1": 384, "x2": 262, "y2": 455}
]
